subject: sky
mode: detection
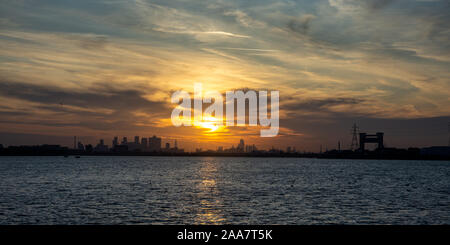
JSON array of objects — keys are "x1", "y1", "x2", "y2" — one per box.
[{"x1": 0, "y1": 0, "x2": 449, "y2": 151}]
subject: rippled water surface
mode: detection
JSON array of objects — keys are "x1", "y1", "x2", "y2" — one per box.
[{"x1": 0, "y1": 156, "x2": 449, "y2": 224}]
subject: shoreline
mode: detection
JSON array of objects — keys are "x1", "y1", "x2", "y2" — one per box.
[{"x1": 0, "y1": 152, "x2": 449, "y2": 161}]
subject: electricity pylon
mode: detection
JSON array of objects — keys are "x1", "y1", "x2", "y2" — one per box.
[{"x1": 351, "y1": 123, "x2": 359, "y2": 151}]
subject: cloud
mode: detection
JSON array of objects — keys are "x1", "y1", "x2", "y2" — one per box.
[
  {"x1": 73, "y1": 34, "x2": 109, "y2": 50},
  {"x1": 224, "y1": 9, "x2": 266, "y2": 28},
  {"x1": 285, "y1": 97, "x2": 365, "y2": 112},
  {"x1": 0, "y1": 79, "x2": 170, "y2": 131},
  {"x1": 287, "y1": 14, "x2": 316, "y2": 35},
  {"x1": 365, "y1": 0, "x2": 395, "y2": 11},
  {"x1": 328, "y1": 0, "x2": 395, "y2": 14},
  {"x1": 200, "y1": 31, "x2": 250, "y2": 38}
]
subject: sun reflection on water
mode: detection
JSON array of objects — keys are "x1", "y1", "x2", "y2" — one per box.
[{"x1": 194, "y1": 159, "x2": 226, "y2": 224}]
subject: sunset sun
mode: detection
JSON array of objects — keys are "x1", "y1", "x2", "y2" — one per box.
[{"x1": 194, "y1": 116, "x2": 225, "y2": 133}]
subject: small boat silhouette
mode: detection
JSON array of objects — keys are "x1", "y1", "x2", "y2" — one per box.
[{"x1": 75, "y1": 155, "x2": 81, "y2": 158}]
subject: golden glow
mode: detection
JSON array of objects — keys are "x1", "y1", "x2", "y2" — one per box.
[
  {"x1": 173, "y1": 115, "x2": 226, "y2": 134},
  {"x1": 193, "y1": 116, "x2": 225, "y2": 133}
]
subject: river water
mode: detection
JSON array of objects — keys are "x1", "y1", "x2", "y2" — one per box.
[{"x1": 0, "y1": 156, "x2": 449, "y2": 224}]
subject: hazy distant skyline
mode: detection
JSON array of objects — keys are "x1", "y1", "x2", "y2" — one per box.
[{"x1": 0, "y1": 0, "x2": 449, "y2": 151}]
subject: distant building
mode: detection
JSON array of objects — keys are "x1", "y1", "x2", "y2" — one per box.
[
  {"x1": 141, "y1": 138, "x2": 148, "y2": 149},
  {"x1": 359, "y1": 132, "x2": 384, "y2": 152},
  {"x1": 134, "y1": 136, "x2": 140, "y2": 144},
  {"x1": 112, "y1": 136, "x2": 118, "y2": 147},
  {"x1": 77, "y1": 141, "x2": 84, "y2": 151},
  {"x1": 94, "y1": 139, "x2": 108, "y2": 152},
  {"x1": 237, "y1": 139, "x2": 245, "y2": 152},
  {"x1": 165, "y1": 143, "x2": 170, "y2": 151},
  {"x1": 148, "y1": 135, "x2": 161, "y2": 152},
  {"x1": 85, "y1": 144, "x2": 93, "y2": 153},
  {"x1": 113, "y1": 144, "x2": 128, "y2": 153},
  {"x1": 246, "y1": 144, "x2": 257, "y2": 153},
  {"x1": 127, "y1": 142, "x2": 141, "y2": 152},
  {"x1": 122, "y1": 137, "x2": 127, "y2": 145}
]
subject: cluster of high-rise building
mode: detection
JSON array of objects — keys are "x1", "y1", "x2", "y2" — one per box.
[
  {"x1": 112, "y1": 135, "x2": 164, "y2": 152},
  {"x1": 213, "y1": 139, "x2": 258, "y2": 153},
  {"x1": 75, "y1": 135, "x2": 183, "y2": 153},
  {"x1": 194, "y1": 139, "x2": 299, "y2": 154},
  {"x1": 72, "y1": 136, "x2": 298, "y2": 154}
]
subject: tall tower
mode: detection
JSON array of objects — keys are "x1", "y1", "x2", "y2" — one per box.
[
  {"x1": 73, "y1": 136, "x2": 77, "y2": 149},
  {"x1": 350, "y1": 123, "x2": 359, "y2": 151},
  {"x1": 237, "y1": 139, "x2": 245, "y2": 152}
]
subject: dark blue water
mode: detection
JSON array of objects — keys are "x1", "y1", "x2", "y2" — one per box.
[{"x1": 0, "y1": 156, "x2": 449, "y2": 224}]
